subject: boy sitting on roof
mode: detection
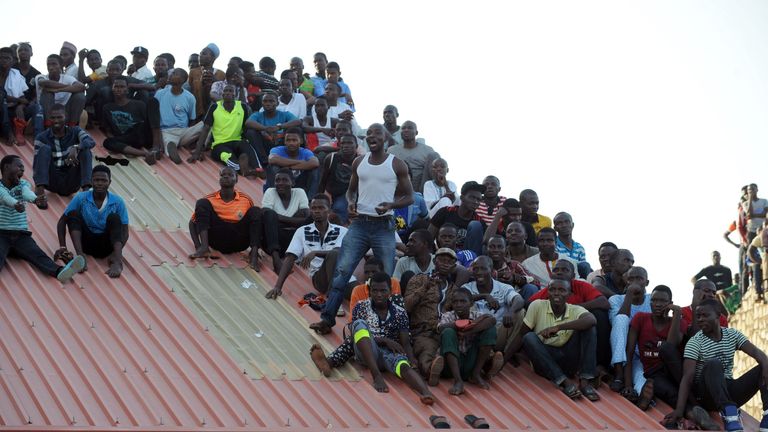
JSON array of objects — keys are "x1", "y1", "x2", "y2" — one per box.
[
  {"x1": 310, "y1": 271, "x2": 436, "y2": 405},
  {"x1": 0, "y1": 155, "x2": 84, "y2": 282},
  {"x1": 56, "y1": 165, "x2": 129, "y2": 278},
  {"x1": 189, "y1": 166, "x2": 262, "y2": 269},
  {"x1": 438, "y1": 287, "x2": 498, "y2": 396}
]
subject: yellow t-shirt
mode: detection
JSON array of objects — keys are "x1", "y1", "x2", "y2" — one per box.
[
  {"x1": 523, "y1": 300, "x2": 589, "y2": 347},
  {"x1": 532, "y1": 213, "x2": 553, "y2": 234}
]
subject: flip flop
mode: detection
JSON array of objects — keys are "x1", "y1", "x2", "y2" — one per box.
[
  {"x1": 310, "y1": 344, "x2": 332, "y2": 377},
  {"x1": 580, "y1": 383, "x2": 601, "y2": 402},
  {"x1": 429, "y1": 415, "x2": 450, "y2": 429},
  {"x1": 609, "y1": 378, "x2": 624, "y2": 392},
  {"x1": 464, "y1": 415, "x2": 490, "y2": 429},
  {"x1": 428, "y1": 356, "x2": 444, "y2": 387},
  {"x1": 309, "y1": 321, "x2": 332, "y2": 335}
]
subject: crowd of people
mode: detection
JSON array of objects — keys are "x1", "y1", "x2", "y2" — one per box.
[{"x1": 2, "y1": 40, "x2": 768, "y2": 432}]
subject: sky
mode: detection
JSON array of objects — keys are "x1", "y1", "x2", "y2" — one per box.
[{"x1": 5, "y1": 0, "x2": 768, "y2": 304}]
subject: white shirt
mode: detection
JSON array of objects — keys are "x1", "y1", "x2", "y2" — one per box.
[
  {"x1": 276, "y1": 93, "x2": 307, "y2": 120},
  {"x1": 131, "y1": 65, "x2": 154, "y2": 83},
  {"x1": 261, "y1": 188, "x2": 308, "y2": 217},
  {"x1": 3, "y1": 68, "x2": 28, "y2": 98},
  {"x1": 522, "y1": 253, "x2": 581, "y2": 286},
  {"x1": 423, "y1": 180, "x2": 458, "y2": 209},
  {"x1": 393, "y1": 254, "x2": 435, "y2": 280},
  {"x1": 286, "y1": 222, "x2": 347, "y2": 276},
  {"x1": 35, "y1": 73, "x2": 78, "y2": 105},
  {"x1": 462, "y1": 279, "x2": 521, "y2": 327}
]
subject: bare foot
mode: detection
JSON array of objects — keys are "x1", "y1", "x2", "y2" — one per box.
[
  {"x1": 145, "y1": 151, "x2": 157, "y2": 165},
  {"x1": 310, "y1": 344, "x2": 332, "y2": 377},
  {"x1": 249, "y1": 249, "x2": 261, "y2": 271},
  {"x1": 106, "y1": 259, "x2": 123, "y2": 278},
  {"x1": 419, "y1": 393, "x2": 435, "y2": 405},
  {"x1": 469, "y1": 372, "x2": 490, "y2": 390},
  {"x1": 372, "y1": 375, "x2": 389, "y2": 393},
  {"x1": 189, "y1": 247, "x2": 212, "y2": 259},
  {"x1": 449, "y1": 380, "x2": 465, "y2": 396}
]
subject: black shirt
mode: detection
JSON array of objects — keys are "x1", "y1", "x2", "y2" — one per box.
[{"x1": 694, "y1": 265, "x2": 733, "y2": 291}]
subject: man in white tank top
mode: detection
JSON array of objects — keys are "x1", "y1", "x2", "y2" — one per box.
[{"x1": 310, "y1": 123, "x2": 414, "y2": 335}]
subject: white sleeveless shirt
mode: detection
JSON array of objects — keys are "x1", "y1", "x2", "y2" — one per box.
[
  {"x1": 356, "y1": 153, "x2": 397, "y2": 216},
  {"x1": 311, "y1": 111, "x2": 333, "y2": 146}
]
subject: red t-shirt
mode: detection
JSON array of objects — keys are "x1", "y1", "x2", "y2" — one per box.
[
  {"x1": 681, "y1": 306, "x2": 728, "y2": 328},
  {"x1": 528, "y1": 280, "x2": 603, "y2": 304},
  {"x1": 631, "y1": 312, "x2": 689, "y2": 373}
]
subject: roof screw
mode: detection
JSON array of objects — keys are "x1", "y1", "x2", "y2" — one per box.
[
  {"x1": 71, "y1": 415, "x2": 76, "y2": 424},
  {"x1": 201, "y1": 417, "x2": 206, "y2": 426},
  {"x1": 147, "y1": 324, "x2": 152, "y2": 331},
  {"x1": 91, "y1": 322, "x2": 95, "y2": 329},
  {"x1": 406, "y1": 421, "x2": 412, "y2": 427},
  {"x1": 144, "y1": 367, "x2": 148, "y2": 373},
  {"x1": 138, "y1": 252, "x2": 143, "y2": 258},
  {"x1": 326, "y1": 419, "x2": 332, "y2": 428},
  {"x1": 114, "y1": 416, "x2": 120, "y2": 425},
  {"x1": 204, "y1": 326, "x2": 209, "y2": 332},
  {"x1": 27, "y1": 416, "x2": 31, "y2": 424},
  {"x1": 19, "y1": 366, "x2": 23, "y2": 371},
  {"x1": 243, "y1": 369, "x2": 247, "y2": 375},
  {"x1": 159, "y1": 416, "x2": 164, "y2": 425},
  {"x1": 30, "y1": 321, "x2": 35, "y2": 328},
  {"x1": 243, "y1": 417, "x2": 247, "y2": 425},
  {"x1": 282, "y1": 369, "x2": 286, "y2": 376},
  {"x1": 285, "y1": 418, "x2": 290, "y2": 426},
  {"x1": 123, "y1": 367, "x2": 127, "y2": 373}
]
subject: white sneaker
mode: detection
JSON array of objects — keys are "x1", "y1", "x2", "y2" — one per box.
[{"x1": 57, "y1": 255, "x2": 85, "y2": 283}]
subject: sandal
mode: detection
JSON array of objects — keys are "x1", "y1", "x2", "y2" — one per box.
[
  {"x1": 309, "y1": 320, "x2": 332, "y2": 335},
  {"x1": 609, "y1": 378, "x2": 624, "y2": 392},
  {"x1": 429, "y1": 415, "x2": 450, "y2": 429},
  {"x1": 580, "y1": 383, "x2": 600, "y2": 402},
  {"x1": 464, "y1": 415, "x2": 490, "y2": 429},
  {"x1": 560, "y1": 383, "x2": 582, "y2": 400}
]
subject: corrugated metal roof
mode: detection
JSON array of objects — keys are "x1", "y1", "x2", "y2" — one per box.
[{"x1": 0, "y1": 134, "x2": 744, "y2": 431}]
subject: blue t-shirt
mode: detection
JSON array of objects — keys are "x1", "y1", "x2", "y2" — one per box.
[
  {"x1": 311, "y1": 76, "x2": 327, "y2": 97},
  {"x1": 64, "y1": 190, "x2": 129, "y2": 234},
  {"x1": 269, "y1": 146, "x2": 315, "y2": 161},
  {"x1": 247, "y1": 110, "x2": 297, "y2": 128},
  {"x1": 154, "y1": 87, "x2": 196, "y2": 129},
  {"x1": 395, "y1": 193, "x2": 428, "y2": 236}
]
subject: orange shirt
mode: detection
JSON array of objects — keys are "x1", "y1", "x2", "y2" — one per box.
[
  {"x1": 348, "y1": 279, "x2": 402, "y2": 322},
  {"x1": 192, "y1": 190, "x2": 255, "y2": 223}
]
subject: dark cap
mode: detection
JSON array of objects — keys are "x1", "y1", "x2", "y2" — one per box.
[
  {"x1": 461, "y1": 181, "x2": 485, "y2": 196},
  {"x1": 131, "y1": 46, "x2": 149, "y2": 57}
]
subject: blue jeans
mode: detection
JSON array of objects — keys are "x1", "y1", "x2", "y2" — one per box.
[
  {"x1": 523, "y1": 326, "x2": 597, "y2": 385},
  {"x1": 33, "y1": 144, "x2": 93, "y2": 195},
  {"x1": 320, "y1": 215, "x2": 396, "y2": 326},
  {"x1": 332, "y1": 194, "x2": 349, "y2": 225},
  {"x1": 352, "y1": 319, "x2": 408, "y2": 374},
  {"x1": 464, "y1": 220, "x2": 484, "y2": 256},
  {"x1": 519, "y1": 283, "x2": 539, "y2": 301}
]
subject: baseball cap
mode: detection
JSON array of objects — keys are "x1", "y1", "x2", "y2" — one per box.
[
  {"x1": 435, "y1": 247, "x2": 457, "y2": 260},
  {"x1": 131, "y1": 46, "x2": 149, "y2": 57},
  {"x1": 461, "y1": 181, "x2": 485, "y2": 196}
]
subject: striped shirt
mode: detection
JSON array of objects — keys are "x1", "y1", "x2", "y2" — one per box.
[
  {"x1": 0, "y1": 179, "x2": 37, "y2": 231},
  {"x1": 34, "y1": 127, "x2": 96, "y2": 168},
  {"x1": 556, "y1": 237, "x2": 587, "y2": 263},
  {"x1": 476, "y1": 196, "x2": 506, "y2": 226},
  {"x1": 684, "y1": 327, "x2": 747, "y2": 383}
]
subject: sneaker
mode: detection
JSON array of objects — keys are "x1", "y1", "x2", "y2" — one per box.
[
  {"x1": 225, "y1": 158, "x2": 241, "y2": 172},
  {"x1": 759, "y1": 409, "x2": 768, "y2": 432},
  {"x1": 57, "y1": 255, "x2": 85, "y2": 283},
  {"x1": 721, "y1": 405, "x2": 743, "y2": 432},
  {"x1": 166, "y1": 141, "x2": 182, "y2": 164}
]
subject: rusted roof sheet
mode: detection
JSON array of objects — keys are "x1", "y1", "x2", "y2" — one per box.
[{"x1": 1, "y1": 135, "x2": 752, "y2": 431}]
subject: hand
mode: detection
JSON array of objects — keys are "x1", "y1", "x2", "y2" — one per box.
[
  {"x1": 202, "y1": 68, "x2": 214, "y2": 86},
  {"x1": 78, "y1": 48, "x2": 88, "y2": 61},
  {"x1": 325, "y1": 128, "x2": 336, "y2": 138},
  {"x1": 663, "y1": 410, "x2": 683, "y2": 426},
  {"x1": 502, "y1": 313, "x2": 515, "y2": 328},
  {"x1": 155, "y1": 77, "x2": 168, "y2": 89},
  {"x1": 34, "y1": 194, "x2": 47, "y2": 209},
  {"x1": 127, "y1": 64, "x2": 136, "y2": 75},
  {"x1": 339, "y1": 110, "x2": 354, "y2": 121},
  {"x1": 538, "y1": 325, "x2": 560, "y2": 339},
  {"x1": 347, "y1": 202, "x2": 358, "y2": 219},
  {"x1": 444, "y1": 191, "x2": 456, "y2": 202},
  {"x1": 621, "y1": 386, "x2": 638, "y2": 399},
  {"x1": 187, "y1": 151, "x2": 204, "y2": 163},
  {"x1": 496, "y1": 206, "x2": 509, "y2": 218},
  {"x1": 265, "y1": 126, "x2": 279, "y2": 134},
  {"x1": 65, "y1": 147, "x2": 79, "y2": 166},
  {"x1": 375, "y1": 202, "x2": 392, "y2": 215},
  {"x1": 384, "y1": 340, "x2": 406, "y2": 354},
  {"x1": 14, "y1": 201, "x2": 25, "y2": 212},
  {"x1": 265, "y1": 286, "x2": 282, "y2": 299},
  {"x1": 667, "y1": 304, "x2": 681, "y2": 318},
  {"x1": 627, "y1": 284, "x2": 644, "y2": 297},
  {"x1": 485, "y1": 295, "x2": 500, "y2": 310},
  {"x1": 762, "y1": 365, "x2": 768, "y2": 387},
  {"x1": 299, "y1": 252, "x2": 316, "y2": 269}
]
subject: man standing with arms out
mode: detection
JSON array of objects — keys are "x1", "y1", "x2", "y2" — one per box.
[
  {"x1": 553, "y1": 212, "x2": 592, "y2": 278},
  {"x1": 691, "y1": 251, "x2": 732, "y2": 292},
  {"x1": 56, "y1": 165, "x2": 129, "y2": 278},
  {"x1": 0, "y1": 155, "x2": 84, "y2": 282},
  {"x1": 309, "y1": 123, "x2": 414, "y2": 335},
  {"x1": 386, "y1": 121, "x2": 438, "y2": 193},
  {"x1": 33, "y1": 104, "x2": 94, "y2": 203},
  {"x1": 266, "y1": 195, "x2": 347, "y2": 299},
  {"x1": 189, "y1": 167, "x2": 262, "y2": 269},
  {"x1": 519, "y1": 189, "x2": 552, "y2": 234}
]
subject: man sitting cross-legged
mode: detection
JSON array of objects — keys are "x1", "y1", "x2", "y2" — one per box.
[
  {"x1": 438, "y1": 287, "x2": 498, "y2": 396},
  {"x1": 266, "y1": 126, "x2": 319, "y2": 197},
  {"x1": 56, "y1": 165, "x2": 129, "y2": 278},
  {"x1": 188, "y1": 166, "x2": 262, "y2": 269},
  {"x1": 310, "y1": 271, "x2": 436, "y2": 405},
  {"x1": 0, "y1": 155, "x2": 85, "y2": 282},
  {"x1": 155, "y1": 68, "x2": 201, "y2": 164},
  {"x1": 522, "y1": 279, "x2": 601, "y2": 401},
  {"x1": 33, "y1": 103, "x2": 94, "y2": 205},
  {"x1": 266, "y1": 194, "x2": 346, "y2": 299},
  {"x1": 261, "y1": 168, "x2": 309, "y2": 273}
]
